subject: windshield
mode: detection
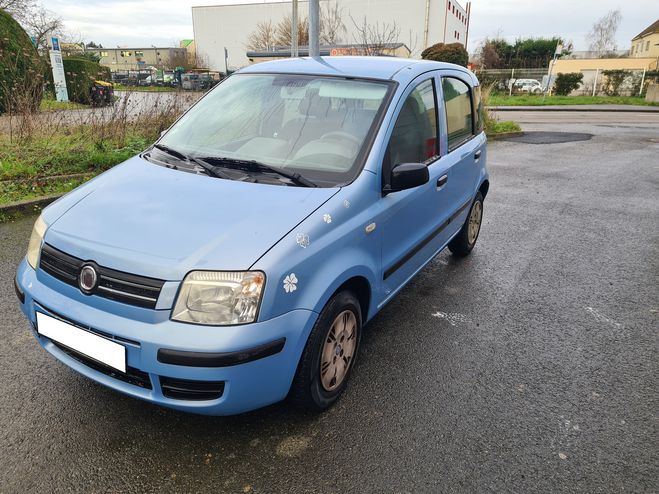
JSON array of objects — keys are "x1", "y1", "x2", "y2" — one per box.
[{"x1": 159, "y1": 73, "x2": 392, "y2": 186}]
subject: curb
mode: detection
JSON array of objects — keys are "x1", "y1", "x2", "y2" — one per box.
[
  {"x1": 0, "y1": 194, "x2": 62, "y2": 221},
  {"x1": 488, "y1": 106, "x2": 659, "y2": 113},
  {"x1": 488, "y1": 131, "x2": 524, "y2": 140}
]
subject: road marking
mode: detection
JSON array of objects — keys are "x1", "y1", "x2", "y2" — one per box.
[
  {"x1": 431, "y1": 311, "x2": 468, "y2": 326},
  {"x1": 584, "y1": 307, "x2": 623, "y2": 329}
]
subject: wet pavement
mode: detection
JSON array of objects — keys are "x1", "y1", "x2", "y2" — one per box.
[{"x1": 1, "y1": 115, "x2": 657, "y2": 493}]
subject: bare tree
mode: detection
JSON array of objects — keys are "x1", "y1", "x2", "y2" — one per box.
[
  {"x1": 586, "y1": 9, "x2": 622, "y2": 57},
  {"x1": 246, "y1": 20, "x2": 278, "y2": 51},
  {"x1": 320, "y1": 0, "x2": 346, "y2": 45},
  {"x1": 0, "y1": 0, "x2": 36, "y2": 20},
  {"x1": 350, "y1": 15, "x2": 401, "y2": 56},
  {"x1": 246, "y1": 3, "x2": 344, "y2": 52},
  {"x1": 21, "y1": 6, "x2": 63, "y2": 51},
  {"x1": 274, "y1": 16, "x2": 309, "y2": 48}
]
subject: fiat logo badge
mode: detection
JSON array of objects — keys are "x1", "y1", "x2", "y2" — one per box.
[{"x1": 79, "y1": 264, "x2": 98, "y2": 294}]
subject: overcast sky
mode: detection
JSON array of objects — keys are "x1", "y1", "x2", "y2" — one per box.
[{"x1": 48, "y1": 0, "x2": 656, "y2": 52}]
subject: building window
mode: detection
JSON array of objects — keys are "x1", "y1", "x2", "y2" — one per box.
[
  {"x1": 100, "y1": 51, "x2": 108, "y2": 57},
  {"x1": 135, "y1": 51, "x2": 144, "y2": 57},
  {"x1": 646, "y1": 41, "x2": 650, "y2": 51},
  {"x1": 120, "y1": 51, "x2": 132, "y2": 57}
]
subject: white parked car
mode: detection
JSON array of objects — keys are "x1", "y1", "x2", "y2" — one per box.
[{"x1": 510, "y1": 78, "x2": 544, "y2": 94}]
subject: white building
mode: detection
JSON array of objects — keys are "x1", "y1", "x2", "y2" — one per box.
[{"x1": 192, "y1": 0, "x2": 470, "y2": 71}]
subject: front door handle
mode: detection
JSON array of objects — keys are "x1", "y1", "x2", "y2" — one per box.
[
  {"x1": 436, "y1": 175, "x2": 448, "y2": 189},
  {"x1": 474, "y1": 150, "x2": 482, "y2": 161}
]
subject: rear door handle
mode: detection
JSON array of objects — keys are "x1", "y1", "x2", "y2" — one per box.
[
  {"x1": 436, "y1": 175, "x2": 448, "y2": 189},
  {"x1": 474, "y1": 150, "x2": 482, "y2": 160}
]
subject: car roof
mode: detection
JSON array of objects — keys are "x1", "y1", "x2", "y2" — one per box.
[{"x1": 237, "y1": 56, "x2": 478, "y2": 85}]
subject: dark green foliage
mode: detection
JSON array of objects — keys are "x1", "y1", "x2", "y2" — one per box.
[
  {"x1": 63, "y1": 58, "x2": 111, "y2": 104},
  {"x1": 479, "y1": 37, "x2": 565, "y2": 69},
  {"x1": 421, "y1": 43, "x2": 469, "y2": 67},
  {"x1": 601, "y1": 70, "x2": 629, "y2": 96},
  {"x1": 553, "y1": 72, "x2": 583, "y2": 96},
  {"x1": 0, "y1": 9, "x2": 45, "y2": 113}
]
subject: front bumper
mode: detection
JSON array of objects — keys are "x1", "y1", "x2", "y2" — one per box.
[{"x1": 15, "y1": 259, "x2": 318, "y2": 415}]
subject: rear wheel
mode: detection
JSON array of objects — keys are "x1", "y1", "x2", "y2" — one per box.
[
  {"x1": 290, "y1": 291, "x2": 361, "y2": 412},
  {"x1": 448, "y1": 192, "x2": 484, "y2": 257}
]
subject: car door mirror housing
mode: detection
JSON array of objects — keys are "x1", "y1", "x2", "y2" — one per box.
[{"x1": 384, "y1": 163, "x2": 429, "y2": 194}]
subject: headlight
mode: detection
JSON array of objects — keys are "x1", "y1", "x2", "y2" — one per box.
[
  {"x1": 171, "y1": 271, "x2": 265, "y2": 325},
  {"x1": 26, "y1": 214, "x2": 47, "y2": 269}
]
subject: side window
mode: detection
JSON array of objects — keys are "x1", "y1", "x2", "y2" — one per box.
[
  {"x1": 442, "y1": 77, "x2": 474, "y2": 151},
  {"x1": 386, "y1": 79, "x2": 438, "y2": 167}
]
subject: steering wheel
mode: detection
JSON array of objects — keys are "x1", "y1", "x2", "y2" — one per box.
[{"x1": 320, "y1": 131, "x2": 362, "y2": 147}]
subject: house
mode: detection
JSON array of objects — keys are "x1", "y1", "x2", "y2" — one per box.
[{"x1": 630, "y1": 19, "x2": 659, "y2": 58}]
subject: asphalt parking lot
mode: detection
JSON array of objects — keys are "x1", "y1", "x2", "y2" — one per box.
[{"x1": 1, "y1": 113, "x2": 657, "y2": 493}]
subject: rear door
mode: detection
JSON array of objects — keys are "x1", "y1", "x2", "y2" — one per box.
[{"x1": 438, "y1": 71, "x2": 485, "y2": 235}]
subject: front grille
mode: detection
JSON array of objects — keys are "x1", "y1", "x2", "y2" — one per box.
[
  {"x1": 52, "y1": 341, "x2": 152, "y2": 390},
  {"x1": 160, "y1": 377, "x2": 225, "y2": 401},
  {"x1": 40, "y1": 243, "x2": 165, "y2": 309}
]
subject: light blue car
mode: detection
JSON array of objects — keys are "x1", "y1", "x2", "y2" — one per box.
[{"x1": 15, "y1": 57, "x2": 488, "y2": 415}]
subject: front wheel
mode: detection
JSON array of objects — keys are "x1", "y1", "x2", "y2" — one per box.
[
  {"x1": 289, "y1": 291, "x2": 362, "y2": 412},
  {"x1": 448, "y1": 192, "x2": 484, "y2": 257}
]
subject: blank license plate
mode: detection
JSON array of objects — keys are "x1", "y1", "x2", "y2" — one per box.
[{"x1": 36, "y1": 312, "x2": 126, "y2": 373}]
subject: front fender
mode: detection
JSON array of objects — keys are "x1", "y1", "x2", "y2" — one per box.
[{"x1": 252, "y1": 175, "x2": 382, "y2": 323}]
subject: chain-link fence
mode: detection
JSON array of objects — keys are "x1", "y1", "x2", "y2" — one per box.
[{"x1": 475, "y1": 67, "x2": 657, "y2": 97}]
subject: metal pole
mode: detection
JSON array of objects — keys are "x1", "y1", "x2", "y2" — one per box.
[
  {"x1": 509, "y1": 68, "x2": 514, "y2": 96},
  {"x1": 639, "y1": 68, "x2": 646, "y2": 96},
  {"x1": 592, "y1": 69, "x2": 599, "y2": 97},
  {"x1": 309, "y1": 0, "x2": 320, "y2": 57},
  {"x1": 291, "y1": 0, "x2": 298, "y2": 57}
]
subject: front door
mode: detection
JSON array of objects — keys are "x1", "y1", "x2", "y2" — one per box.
[{"x1": 378, "y1": 75, "x2": 459, "y2": 304}]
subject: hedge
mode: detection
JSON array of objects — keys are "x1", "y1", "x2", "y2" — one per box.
[
  {"x1": 421, "y1": 42, "x2": 469, "y2": 67},
  {"x1": 0, "y1": 9, "x2": 45, "y2": 113},
  {"x1": 63, "y1": 58, "x2": 111, "y2": 104}
]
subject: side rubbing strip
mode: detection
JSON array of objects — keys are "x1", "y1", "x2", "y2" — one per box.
[
  {"x1": 383, "y1": 200, "x2": 471, "y2": 280},
  {"x1": 158, "y1": 338, "x2": 286, "y2": 367}
]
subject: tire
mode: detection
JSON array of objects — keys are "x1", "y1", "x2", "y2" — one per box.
[
  {"x1": 289, "y1": 291, "x2": 362, "y2": 412},
  {"x1": 448, "y1": 191, "x2": 484, "y2": 257}
]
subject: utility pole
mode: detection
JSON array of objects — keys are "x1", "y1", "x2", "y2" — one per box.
[
  {"x1": 309, "y1": 0, "x2": 320, "y2": 57},
  {"x1": 291, "y1": 0, "x2": 299, "y2": 57}
]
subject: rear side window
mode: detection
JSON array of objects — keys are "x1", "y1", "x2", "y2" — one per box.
[
  {"x1": 442, "y1": 77, "x2": 473, "y2": 151},
  {"x1": 386, "y1": 79, "x2": 439, "y2": 166}
]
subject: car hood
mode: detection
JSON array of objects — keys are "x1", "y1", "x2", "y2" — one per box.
[{"x1": 45, "y1": 156, "x2": 339, "y2": 280}]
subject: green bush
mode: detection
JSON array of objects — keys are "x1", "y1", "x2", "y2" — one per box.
[
  {"x1": 63, "y1": 58, "x2": 111, "y2": 104},
  {"x1": 0, "y1": 9, "x2": 45, "y2": 113},
  {"x1": 421, "y1": 42, "x2": 469, "y2": 67},
  {"x1": 602, "y1": 70, "x2": 629, "y2": 96},
  {"x1": 553, "y1": 72, "x2": 583, "y2": 96}
]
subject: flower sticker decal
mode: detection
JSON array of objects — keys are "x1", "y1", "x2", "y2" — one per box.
[
  {"x1": 343, "y1": 200, "x2": 351, "y2": 209},
  {"x1": 296, "y1": 233, "x2": 310, "y2": 248},
  {"x1": 322, "y1": 213, "x2": 332, "y2": 224},
  {"x1": 283, "y1": 273, "x2": 298, "y2": 293}
]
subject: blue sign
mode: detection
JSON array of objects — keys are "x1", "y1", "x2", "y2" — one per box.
[{"x1": 51, "y1": 37, "x2": 60, "y2": 51}]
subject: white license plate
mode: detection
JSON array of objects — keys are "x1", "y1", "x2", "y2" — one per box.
[{"x1": 36, "y1": 312, "x2": 126, "y2": 373}]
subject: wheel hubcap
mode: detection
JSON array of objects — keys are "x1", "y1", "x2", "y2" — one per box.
[
  {"x1": 320, "y1": 310, "x2": 357, "y2": 392},
  {"x1": 467, "y1": 200, "x2": 482, "y2": 245}
]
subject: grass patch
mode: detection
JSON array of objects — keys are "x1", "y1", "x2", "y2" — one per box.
[
  {"x1": 39, "y1": 98, "x2": 88, "y2": 111},
  {"x1": 0, "y1": 174, "x2": 93, "y2": 205},
  {"x1": 114, "y1": 84, "x2": 178, "y2": 92},
  {"x1": 489, "y1": 94, "x2": 658, "y2": 107},
  {"x1": 486, "y1": 120, "x2": 521, "y2": 134}
]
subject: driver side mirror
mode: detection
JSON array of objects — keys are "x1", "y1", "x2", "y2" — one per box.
[{"x1": 383, "y1": 163, "x2": 429, "y2": 195}]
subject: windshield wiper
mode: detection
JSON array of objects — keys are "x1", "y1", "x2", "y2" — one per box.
[
  {"x1": 153, "y1": 143, "x2": 188, "y2": 162},
  {"x1": 198, "y1": 156, "x2": 317, "y2": 188},
  {"x1": 152, "y1": 144, "x2": 233, "y2": 180}
]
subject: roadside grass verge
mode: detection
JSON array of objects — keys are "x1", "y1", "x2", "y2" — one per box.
[
  {"x1": 39, "y1": 98, "x2": 88, "y2": 112},
  {"x1": 486, "y1": 120, "x2": 521, "y2": 134},
  {"x1": 489, "y1": 94, "x2": 658, "y2": 107}
]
